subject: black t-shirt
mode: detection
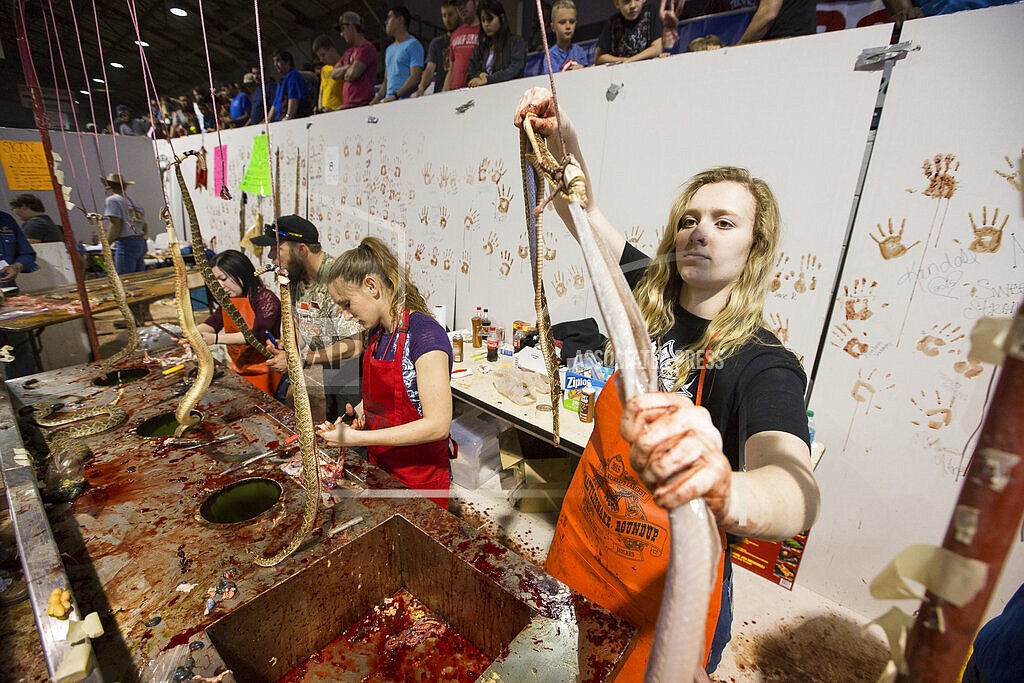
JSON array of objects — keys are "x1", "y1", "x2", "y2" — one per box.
[
  {"x1": 764, "y1": 0, "x2": 818, "y2": 40},
  {"x1": 620, "y1": 242, "x2": 809, "y2": 471},
  {"x1": 23, "y1": 215, "x2": 63, "y2": 243},
  {"x1": 597, "y1": 3, "x2": 664, "y2": 59}
]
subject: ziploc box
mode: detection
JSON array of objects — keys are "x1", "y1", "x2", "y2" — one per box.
[
  {"x1": 562, "y1": 365, "x2": 614, "y2": 412},
  {"x1": 449, "y1": 408, "x2": 507, "y2": 489}
]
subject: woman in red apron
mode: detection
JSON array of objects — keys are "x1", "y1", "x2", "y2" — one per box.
[
  {"x1": 515, "y1": 88, "x2": 821, "y2": 679},
  {"x1": 315, "y1": 237, "x2": 453, "y2": 509},
  {"x1": 195, "y1": 249, "x2": 282, "y2": 395}
]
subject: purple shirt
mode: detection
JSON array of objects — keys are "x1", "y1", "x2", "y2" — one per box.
[{"x1": 369, "y1": 311, "x2": 452, "y2": 415}]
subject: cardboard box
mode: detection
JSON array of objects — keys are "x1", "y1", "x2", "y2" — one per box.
[
  {"x1": 561, "y1": 366, "x2": 613, "y2": 412},
  {"x1": 498, "y1": 430, "x2": 574, "y2": 513}
]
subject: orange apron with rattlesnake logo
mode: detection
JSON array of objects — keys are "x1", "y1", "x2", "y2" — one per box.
[
  {"x1": 223, "y1": 296, "x2": 281, "y2": 396},
  {"x1": 545, "y1": 375, "x2": 725, "y2": 680}
]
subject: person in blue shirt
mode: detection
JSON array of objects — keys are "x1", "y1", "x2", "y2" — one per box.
[
  {"x1": 545, "y1": 0, "x2": 590, "y2": 73},
  {"x1": 373, "y1": 6, "x2": 425, "y2": 103},
  {"x1": 0, "y1": 210, "x2": 39, "y2": 378},
  {"x1": 266, "y1": 50, "x2": 312, "y2": 122},
  {"x1": 222, "y1": 81, "x2": 251, "y2": 127}
]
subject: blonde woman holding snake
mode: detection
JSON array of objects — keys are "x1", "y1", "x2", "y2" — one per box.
[
  {"x1": 315, "y1": 237, "x2": 455, "y2": 510},
  {"x1": 514, "y1": 87, "x2": 820, "y2": 679}
]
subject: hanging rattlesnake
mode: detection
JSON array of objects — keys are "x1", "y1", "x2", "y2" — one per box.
[
  {"x1": 252, "y1": 263, "x2": 321, "y2": 567},
  {"x1": 171, "y1": 150, "x2": 273, "y2": 360},
  {"x1": 164, "y1": 211, "x2": 214, "y2": 437},
  {"x1": 90, "y1": 211, "x2": 138, "y2": 380}
]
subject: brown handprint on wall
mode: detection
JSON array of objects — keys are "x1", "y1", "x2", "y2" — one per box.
[
  {"x1": 460, "y1": 250, "x2": 470, "y2": 275},
  {"x1": 768, "y1": 312, "x2": 790, "y2": 344},
  {"x1": 499, "y1": 250, "x2": 513, "y2": 277},
  {"x1": 626, "y1": 225, "x2": 644, "y2": 247},
  {"x1": 953, "y1": 358, "x2": 984, "y2": 379},
  {"x1": 553, "y1": 271, "x2": 567, "y2": 297},
  {"x1": 794, "y1": 254, "x2": 820, "y2": 294},
  {"x1": 569, "y1": 264, "x2": 586, "y2": 290},
  {"x1": 496, "y1": 184, "x2": 513, "y2": 215},
  {"x1": 923, "y1": 154, "x2": 959, "y2": 199},
  {"x1": 871, "y1": 218, "x2": 920, "y2": 260},
  {"x1": 465, "y1": 210, "x2": 480, "y2": 230},
  {"x1": 967, "y1": 206, "x2": 1008, "y2": 254},
  {"x1": 915, "y1": 323, "x2": 964, "y2": 357},
  {"x1": 770, "y1": 253, "x2": 790, "y2": 292},
  {"x1": 994, "y1": 152, "x2": 1022, "y2": 191},
  {"x1": 910, "y1": 390, "x2": 956, "y2": 430},
  {"x1": 842, "y1": 278, "x2": 880, "y2": 321},
  {"x1": 482, "y1": 231, "x2": 498, "y2": 256},
  {"x1": 490, "y1": 160, "x2": 506, "y2": 184},
  {"x1": 439, "y1": 207, "x2": 449, "y2": 230},
  {"x1": 830, "y1": 323, "x2": 868, "y2": 358}
]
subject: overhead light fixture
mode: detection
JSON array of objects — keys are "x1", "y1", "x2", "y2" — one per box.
[
  {"x1": 110, "y1": 61, "x2": 124, "y2": 68},
  {"x1": 170, "y1": 7, "x2": 187, "y2": 17},
  {"x1": 80, "y1": 90, "x2": 90, "y2": 95},
  {"x1": 92, "y1": 78, "x2": 105, "y2": 83},
  {"x1": 134, "y1": 40, "x2": 150, "y2": 47}
]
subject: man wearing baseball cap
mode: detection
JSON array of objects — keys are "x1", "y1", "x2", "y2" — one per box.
[
  {"x1": 101, "y1": 172, "x2": 148, "y2": 275},
  {"x1": 332, "y1": 11, "x2": 377, "y2": 109},
  {"x1": 253, "y1": 215, "x2": 362, "y2": 422}
]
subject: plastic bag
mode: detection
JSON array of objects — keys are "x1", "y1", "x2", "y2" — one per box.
[{"x1": 491, "y1": 365, "x2": 537, "y2": 405}]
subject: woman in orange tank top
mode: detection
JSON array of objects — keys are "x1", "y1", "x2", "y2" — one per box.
[{"x1": 515, "y1": 87, "x2": 821, "y2": 679}]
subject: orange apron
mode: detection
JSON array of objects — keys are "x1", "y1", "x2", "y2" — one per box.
[
  {"x1": 545, "y1": 375, "x2": 725, "y2": 680},
  {"x1": 223, "y1": 296, "x2": 281, "y2": 396}
]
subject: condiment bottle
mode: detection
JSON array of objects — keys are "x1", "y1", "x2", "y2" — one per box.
[
  {"x1": 471, "y1": 307, "x2": 483, "y2": 348},
  {"x1": 452, "y1": 333, "x2": 463, "y2": 363}
]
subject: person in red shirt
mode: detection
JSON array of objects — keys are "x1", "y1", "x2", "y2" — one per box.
[
  {"x1": 443, "y1": 0, "x2": 479, "y2": 91},
  {"x1": 333, "y1": 11, "x2": 378, "y2": 109}
]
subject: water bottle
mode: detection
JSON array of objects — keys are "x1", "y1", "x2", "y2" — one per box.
[{"x1": 806, "y1": 409, "x2": 816, "y2": 444}]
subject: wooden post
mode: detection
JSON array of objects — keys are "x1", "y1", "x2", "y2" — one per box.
[
  {"x1": 898, "y1": 299, "x2": 1024, "y2": 681},
  {"x1": 13, "y1": 0, "x2": 102, "y2": 361}
]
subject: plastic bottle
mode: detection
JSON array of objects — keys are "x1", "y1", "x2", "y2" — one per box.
[
  {"x1": 486, "y1": 330, "x2": 499, "y2": 362},
  {"x1": 806, "y1": 409, "x2": 815, "y2": 444},
  {"x1": 471, "y1": 307, "x2": 482, "y2": 348},
  {"x1": 452, "y1": 333, "x2": 463, "y2": 363},
  {"x1": 481, "y1": 308, "x2": 491, "y2": 338}
]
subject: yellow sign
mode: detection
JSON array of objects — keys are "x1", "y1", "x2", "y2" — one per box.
[{"x1": 0, "y1": 140, "x2": 52, "y2": 191}]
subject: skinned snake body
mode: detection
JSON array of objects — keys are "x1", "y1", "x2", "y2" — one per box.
[
  {"x1": 520, "y1": 119, "x2": 720, "y2": 681},
  {"x1": 254, "y1": 266, "x2": 321, "y2": 567},
  {"x1": 92, "y1": 212, "x2": 138, "y2": 379},
  {"x1": 165, "y1": 213, "x2": 213, "y2": 437},
  {"x1": 519, "y1": 130, "x2": 561, "y2": 445},
  {"x1": 172, "y1": 151, "x2": 273, "y2": 360}
]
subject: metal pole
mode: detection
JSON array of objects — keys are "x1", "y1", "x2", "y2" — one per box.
[
  {"x1": 898, "y1": 298, "x2": 1024, "y2": 681},
  {"x1": 13, "y1": 0, "x2": 102, "y2": 361}
]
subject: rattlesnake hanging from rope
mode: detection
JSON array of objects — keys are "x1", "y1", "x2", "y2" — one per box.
[
  {"x1": 90, "y1": 212, "x2": 138, "y2": 380},
  {"x1": 164, "y1": 210, "x2": 213, "y2": 437},
  {"x1": 519, "y1": 126, "x2": 563, "y2": 445},
  {"x1": 253, "y1": 264, "x2": 321, "y2": 567},
  {"x1": 172, "y1": 150, "x2": 273, "y2": 360}
]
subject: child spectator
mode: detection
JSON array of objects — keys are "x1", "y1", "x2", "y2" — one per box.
[
  {"x1": 312, "y1": 35, "x2": 345, "y2": 112},
  {"x1": 545, "y1": 0, "x2": 589, "y2": 73},
  {"x1": 414, "y1": 0, "x2": 461, "y2": 97},
  {"x1": 595, "y1": 0, "x2": 665, "y2": 65},
  {"x1": 266, "y1": 49, "x2": 312, "y2": 122},
  {"x1": 467, "y1": 0, "x2": 526, "y2": 87},
  {"x1": 444, "y1": 0, "x2": 479, "y2": 90},
  {"x1": 688, "y1": 34, "x2": 725, "y2": 51}
]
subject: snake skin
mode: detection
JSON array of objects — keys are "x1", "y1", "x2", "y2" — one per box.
[
  {"x1": 172, "y1": 151, "x2": 273, "y2": 360},
  {"x1": 164, "y1": 211, "x2": 213, "y2": 437},
  {"x1": 254, "y1": 265, "x2": 321, "y2": 567},
  {"x1": 32, "y1": 401, "x2": 128, "y2": 494},
  {"x1": 91, "y1": 212, "x2": 138, "y2": 379},
  {"x1": 519, "y1": 126, "x2": 562, "y2": 446}
]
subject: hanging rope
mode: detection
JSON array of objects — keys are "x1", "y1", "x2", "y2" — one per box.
[
  {"x1": 67, "y1": 0, "x2": 107, "y2": 178},
  {"x1": 197, "y1": 0, "x2": 232, "y2": 199},
  {"x1": 40, "y1": 1, "x2": 90, "y2": 214},
  {"x1": 253, "y1": 0, "x2": 280, "y2": 250},
  {"x1": 89, "y1": 0, "x2": 126, "y2": 185}
]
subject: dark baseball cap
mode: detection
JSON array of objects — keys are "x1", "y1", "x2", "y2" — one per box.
[{"x1": 250, "y1": 215, "x2": 320, "y2": 246}]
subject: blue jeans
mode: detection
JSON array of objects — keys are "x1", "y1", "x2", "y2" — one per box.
[
  {"x1": 706, "y1": 558, "x2": 734, "y2": 673},
  {"x1": 114, "y1": 237, "x2": 147, "y2": 274},
  {"x1": 1, "y1": 331, "x2": 39, "y2": 379}
]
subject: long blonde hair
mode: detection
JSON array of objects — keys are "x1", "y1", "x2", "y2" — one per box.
[
  {"x1": 632, "y1": 166, "x2": 782, "y2": 390},
  {"x1": 326, "y1": 236, "x2": 430, "y2": 320}
]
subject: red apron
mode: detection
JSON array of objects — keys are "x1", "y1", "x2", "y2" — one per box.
[
  {"x1": 545, "y1": 374, "x2": 725, "y2": 680},
  {"x1": 223, "y1": 296, "x2": 282, "y2": 396},
  {"x1": 362, "y1": 310, "x2": 451, "y2": 509}
]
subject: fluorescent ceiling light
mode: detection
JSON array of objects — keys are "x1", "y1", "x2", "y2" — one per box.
[
  {"x1": 92, "y1": 78, "x2": 104, "y2": 83},
  {"x1": 80, "y1": 90, "x2": 90, "y2": 95},
  {"x1": 170, "y1": 7, "x2": 187, "y2": 17},
  {"x1": 110, "y1": 61, "x2": 124, "y2": 68},
  {"x1": 134, "y1": 40, "x2": 150, "y2": 47}
]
